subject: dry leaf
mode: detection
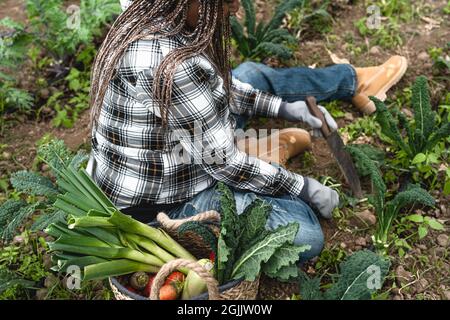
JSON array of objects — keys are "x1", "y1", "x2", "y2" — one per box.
[
  {"x1": 421, "y1": 16, "x2": 440, "y2": 32},
  {"x1": 326, "y1": 49, "x2": 350, "y2": 64}
]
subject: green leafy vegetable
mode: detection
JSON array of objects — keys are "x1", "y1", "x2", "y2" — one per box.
[
  {"x1": 1, "y1": 202, "x2": 42, "y2": 241},
  {"x1": 217, "y1": 183, "x2": 241, "y2": 284},
  {"x1": 178, "y1": 221, "x2": 218, "y2": 257},
  {"x1": 0, "y1": 266, "x2": 36, "y2": 295},
  {"x1": 231, "y1": 223, "x2": 299, "y2": 281},
  {"x1": 262, "y1": 243, "x2": 310, "y2": 281},
  {"x1": 45, "y1": 163, "x2": 195, "y2": 281},
  {"x1": 10, "y1": 170, "x2": 59, "y2": 198},
  {"x1": 348, "y1": 145, "x2": 435, "y2": 253},
  {"x1": 216, "y1": 183, "x2": 310, "y2": 284},
  {"x1": 231, "y1": 0, "x2": 302, "y2": 60},
  {"x1": 373, "y1": 76, "x2": 450, "y2": 158},
  {"x1": 236, "y1": 198, "x2": 271, "y2": 255},
  {"x1": 299, "y1": 250, "x2": 390, "y2": 300}
]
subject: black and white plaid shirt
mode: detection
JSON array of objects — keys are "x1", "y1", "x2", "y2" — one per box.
[{"x1": 87, "y1": 30, "x2": 305, "y2": 209}]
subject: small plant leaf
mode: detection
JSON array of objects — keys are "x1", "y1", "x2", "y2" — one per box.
[
  {"x1": 406, "y1": 214, "x2": 424, "y2": 223},
  {"x1": 426, "y1": 219, "x2": 444, "y2": 230},
  {"x1": 418, "y1": 226, "x2": 428, "y2": 239},
  {"x1": 411, "y1": 153, "x2": 426, "y2": 164}
]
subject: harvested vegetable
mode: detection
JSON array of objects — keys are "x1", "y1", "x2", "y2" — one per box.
[
  {"x1": 216, "y1": 183, "x2": 241, "y2": 284},
  {"x1": 159, "y1": 283, "x2": 179, "y2": 300},
  {"x1": 143, "y1": 274, "x2": 156, "y2": 297},
  {"x1": 130, "y1": 272, "x2": 150, "y2": 291},
  {"x1": 46, "y1": 165, "x2": 195, "y2": 281},
  {"x1": 164, "y1": 271, "x2": 185, "y2": 286},
  {"x1": 209, "y1": 251, "x2": 215, "y2": 263},
  {"x1": 178, "y1": 221, "x2": 218, "y2": 258},
  {"x1": 216, "y1": 183, "x2": 311, "y2": 284},
  {"x1": 125, "y1": 285, "x2": 138, "y2": 294},
  {"x1": 181, "y1": 258, "x2": 214, "y2": 300}
]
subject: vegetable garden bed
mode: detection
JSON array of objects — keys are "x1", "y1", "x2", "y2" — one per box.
[{"x1": 0, "y1": 0, "x2": 449, "y2": 301}]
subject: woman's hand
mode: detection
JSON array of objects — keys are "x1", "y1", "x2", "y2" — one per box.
[
  {"x1": 299, "y1": 177, "x2": 339, "y2": 219},
  {"x1": 278, "y1": 100, "x2": 338, "y2": 137}
]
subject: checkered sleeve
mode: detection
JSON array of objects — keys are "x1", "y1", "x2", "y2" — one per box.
[
  {"x1": 230, "y1": 76, "x2": 282, "y2": 118},
  {"x1": 145, "y1": 56, "x2": 305, "y2": 197}
]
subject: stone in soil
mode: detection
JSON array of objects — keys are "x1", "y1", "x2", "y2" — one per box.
[
  {"x1": 415, "y1": 278, "x2": 429, "y2": 294},
  {"x1": 437, "y1": 234, "x2": 449, "y2": 247},
  {"x1": 344, "y1": 112, "x2": 354, "y2": 121},
  {"x1": 35, "y1": 288, "x2": 48, "y2": 300},
  {"x1": 350, "y1": 209, "x2": 376, "y2": 227},
  {"x1": 1, "y1": 151, "x2": 11, "y2": 160},
  {"x1": 443, "y1": 291, "x2": 450, "y2": 300},
  {"x1": 395, "y1": 265, "x2": 414, "y2": 286},
  {"x1": 44, "y1": 274, "x2": 59, "y2": 288},
  {"x1": 42, "y1": 254, "x2": 53, "y2": 270},
  {"x1": 418, "y1": 51, "x2": 430, "y2": 61},
  {"x1": 439, "y1": 204, "x2": 447, "y2": 216},
  {"x1": 434, "y1": 208, "x2": 441, "y2": 218},
  {"x1": 369, "y1": 46, "x2": 381, "y2": 55},
  {"x1": 417, "y1": 244, "x2": 427, "y2": 250},
  {"x1": 355, "y1": 237, "x2": 367, "y2": 247}
]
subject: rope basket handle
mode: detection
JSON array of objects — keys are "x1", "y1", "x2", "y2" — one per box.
[
  {"x1": 149, "y1": 258, "x2": 220, "y2": 300},
  {"x1": 157, "y1": 210, "x2": 220, "y2": 232}
]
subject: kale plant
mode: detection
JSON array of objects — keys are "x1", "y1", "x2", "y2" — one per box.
[
  {"x1": 299, "y1": 250, "x2": 390, "y2": 300},
  {"x1": 347, "y1": 144, "x2": 435, "y2": 253},
  {"x1": 231, "y1": 0, "x2": 303, "y2": 60},
  {"x1": 373, "y1": 76, "x2": 450, "y2": 162},
  {"x1": 0, "y1": 139, "x2": 87, "y2": 241}
]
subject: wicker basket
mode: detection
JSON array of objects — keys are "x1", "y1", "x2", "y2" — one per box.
[{"x1": 109, "y1": 211, "x2": 259, "y2": 300}]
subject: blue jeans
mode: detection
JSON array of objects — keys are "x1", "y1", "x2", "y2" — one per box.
[
  {"x1": 168, "y1": 63, "x2": 358, "y2": 262},
  {"x1": 232, "y1": 62, "x2": 357, "y2": 103}
]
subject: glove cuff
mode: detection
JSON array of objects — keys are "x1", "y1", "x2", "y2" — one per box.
[
  {"x1": 277, "y1": 101, "x2": 289, "y2": 120},
  {"x1": 299, "y1": 177, "x2": 310, "y2": 201}
]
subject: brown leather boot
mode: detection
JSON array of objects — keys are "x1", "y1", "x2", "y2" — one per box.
[
  {"x1": 352, "y1": 55, "x2": 408, "y2": 114},
  {"x1": 237, "y1": 128, "x2": 312, "y2": 165}
]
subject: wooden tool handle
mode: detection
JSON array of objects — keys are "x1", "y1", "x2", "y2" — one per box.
[{"x1": 305, "y1": 96, "x2": 331, "y2": 137}]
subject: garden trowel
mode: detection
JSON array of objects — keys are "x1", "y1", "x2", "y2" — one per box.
[{"x1": 305, "y1": 96, "x2": 363, "y2": 198}]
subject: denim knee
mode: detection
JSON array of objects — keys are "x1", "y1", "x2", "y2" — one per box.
[{"x1": 296, "y1": 226, "x2": 324, "y2": 262}]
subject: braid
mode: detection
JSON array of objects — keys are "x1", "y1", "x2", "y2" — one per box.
[{"x1": 89, "y1": 0, "x2": 232, "y2": 128}]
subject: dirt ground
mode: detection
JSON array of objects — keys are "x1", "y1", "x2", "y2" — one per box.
[{"x1": 0, "y1": 0, "x2": 449, "y2": 300}]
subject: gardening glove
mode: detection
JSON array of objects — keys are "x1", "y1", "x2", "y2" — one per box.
[
  {"x1": 299, "y1": 177, "x2": 339, "y2": 219},
  {"x1": 278, "y1": 101, "x2": 338, "y2": 137}
]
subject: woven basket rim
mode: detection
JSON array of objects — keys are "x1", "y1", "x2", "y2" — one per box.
[{"x1": 110, "y1": 275, "x2": 244, "y2": 300}]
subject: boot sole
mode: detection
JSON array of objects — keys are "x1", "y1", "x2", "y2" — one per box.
[{"x1": 359, "y1": 56, "x2": 408, "y2": 114}]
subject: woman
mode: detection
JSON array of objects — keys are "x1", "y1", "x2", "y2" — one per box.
[{"x1": 87, "y1": 0, "x2": 407, "y2": 262}]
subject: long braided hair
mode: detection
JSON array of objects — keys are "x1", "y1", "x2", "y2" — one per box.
[{"x1": 89, "y1": 0, "x2": 232, "y2": 128}]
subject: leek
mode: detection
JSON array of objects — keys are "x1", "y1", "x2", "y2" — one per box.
[
  {"x1": 84, "y1": 259, "x2": 159, "y2": 281},
  {"x1": 57, "y1": 256, "x2": 108, "y2": 274},
  {"x1": 46, "y1": 165, "x2": 196, "y2": 281},
  {"x1": 67, "y1": 216, "x2": 115, "y2": 229},
  {"x1": 108, "y1": 210, "x2": 196, "y2": 261},
  {"x1": 53, "y1": 198, "x2": 86, "y2": 217},
  {"x1": 125, "y1": 233, "x2": 175, "y2": 263},
  {"x1": 48, "y1": 243, "x2": 165, "y2": 266}
]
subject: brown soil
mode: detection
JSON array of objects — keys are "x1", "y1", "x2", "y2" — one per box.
[
  {"x1": 0, "y1": 0, "x2": 449, "y2": 300},
  {"x1": 0, "y1": 0, "x2": 27, "y2": 22}
]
